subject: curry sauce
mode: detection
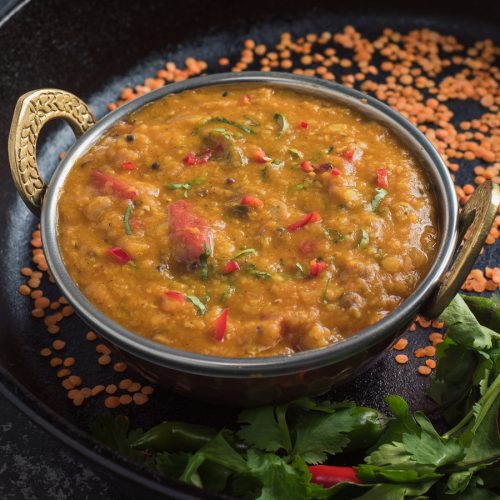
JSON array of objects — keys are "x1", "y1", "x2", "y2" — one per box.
[{"x1": 57, "y1": 85, "x2": 438, "y2": 357}]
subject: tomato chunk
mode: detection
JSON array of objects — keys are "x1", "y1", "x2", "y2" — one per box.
[
  {"x1": 222, "y1": 259, "x2": 240, "y2": 274},
  {"x1": 214, "y1": 308, "x2": 229, "y2": 342},
  {"x1": 168, "y1": 200, "x2": 214, "y2": 266},
  {"x1": 286, "y1": 212, "x2": 322, "y2": 232},
  {"x1": 241, "y1": 195, "x2": 264, "y2": 209},
  {"x1": 121, "y1": 161, "x2": 136, "y2": 170},
  {"x1": 107, "y1": 247, "x2": 131, "y2": 264},
  {"x1": 309, "y1": 259, "x2": 328, "y2": 277},
  {"x1": 253, "y1": 148, "x2": 271, "y2": 163},
  {"x1": 164, "y1": 291, "x2": 186, "y2": 304},
  {"x1": 90, "y1": 169, "x2": 138, "y2": 199},
  {"x1": 300, "y1": 160, "x2": 314, "y2": 172},
  {"x1": 376, "y1": 168, "x2": 389, "y2": 188}
]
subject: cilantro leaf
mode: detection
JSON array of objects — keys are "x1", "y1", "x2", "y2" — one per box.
[
  {"x1": 402, "y1": 431, "x2": 464, "y2": 467},
  {"x1": 186, "y1": 295, "x2": 207, "y2": 315},
  {"x1": 370, "y1": 188, "x2": 387, "y2": 212}
]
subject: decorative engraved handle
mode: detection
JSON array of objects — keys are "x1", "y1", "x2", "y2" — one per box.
[
  {"x1": 8, "y1": 89, "x2": 96, "y2": 216},
  {"x1": 423, "y1": 180, "x2": 500, "y2": 318}
]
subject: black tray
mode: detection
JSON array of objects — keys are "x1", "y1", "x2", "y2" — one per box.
[{"x1": 0, "y1": 0, "x2": 498, "y2": 497}]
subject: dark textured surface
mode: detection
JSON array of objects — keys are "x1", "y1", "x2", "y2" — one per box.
[{"x1": 0, "y1": 0, "x2": 498, "y2": 498}]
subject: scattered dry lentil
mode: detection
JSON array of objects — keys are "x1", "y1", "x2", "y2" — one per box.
[{"x1": 395, "y1": 354, "x2": 409, "y2": 364}]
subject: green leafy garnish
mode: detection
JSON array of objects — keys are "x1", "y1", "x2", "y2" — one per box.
[
  {"x1": 321, "y1": 278, "x2": 331, "y2": 303},
  {"x1": 357, "y1": 228, "x2": 370, "y2": 248},
  {"x1": 289, "y1": 182, "x2": 308, "y2": 193},
  {"x1": 370, "y1": 188, "x2": 388, "y2": 212},
  {"x1": 220, "y1": 286, "x2": 235, "y2": 305},
  {"x1": 295, "y1": 262, "x2": 305, "y2": 275},
  {"x1": 199, "y1": 243, "x2": 211, "y2": 281},
  {"x1": 124, "y1": 201, "x2": 134, "y2": 235},
  {"x1": 325, "y1": 228, "x2": 345, "y2": 243},
  {"x1": 245, "y1": 264, "x2": 272, "y2": 280},
  {"x1": 167, "y1": 176, "x2": 206, "y2": 198},
  {"x1": 186, "y1": 295, "x2": 207, "y2": 316},
  {"x1": 288, "y1": 148, "x2": 304, "y2": 160},
  {"x1": 194, "y1": 117, "x2": 254, "y2": 135},
  {"x1": 234, "y1": 248, "x2": 257, "y2": 259},
  {"x1": 273, "y1": 112, "x2": 289, "y2": 137}
]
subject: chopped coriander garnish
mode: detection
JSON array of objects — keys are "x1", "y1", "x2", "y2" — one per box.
[
  {"x1": 357, "y1": 228, "x2": 370, "y2": 249},
  {"x1": 199, "y1": 243, "x2": 211, "y2": 281},
  {"x1": 273, "y1": 112, "x2": 289, "y2": 137},
  {"x1": 325, "y1": 228, "x2": 345, "y2": 243},
  {"x1": 246, "y1": 264, "x2": 272, "y2": 280},
  {"x1": 124, "y1": 201, "x2": 134, "y2": 235},
  {"x1": 234, "y1": 248, "x2": 257, "y2": 259},
  {"x1": 195, "y1": 117, "x2": 254, "y2": 135},
  {"x1": 228, "y1": 204, "x2": 249, "y2": 219},
  {"x1": 243, "y1": 115, "x2": 260, "y2": 127},
  {"x1": 321, "y1": 277, "x2": 331, "y2": 303},
  {"x1": 167, "y1": 176, "x2": 206, "y2": 198},
  {"x1": 276, "y1": 227, "x2": 285, "y2": 233},
  {"x1": 370, "y1": 188, "x2": 388, "y2": 212},
  {"x1": 289, "y1": 182, "x2": 308, "y2": 193},
  {"x1": 288, "y1": 148, "x2": 304, "y2": 160},
  {"x1": 220, "y1": 286, "x2": 235, "y2": 305},
  {"x1": 128, "y1": 260, "x2": 137, "y2": 269},
  {"x1": 295, "y1": 262, "x2": 305, "y2": 274},
  {"x1": 186, "y1": 295, "x2": 207, "y2": 315}
]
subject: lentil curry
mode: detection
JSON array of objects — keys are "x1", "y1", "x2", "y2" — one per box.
[{"x1": 57, "y1": 84, "x2": 438, "y2": 357}]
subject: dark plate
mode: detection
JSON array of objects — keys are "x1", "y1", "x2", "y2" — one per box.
[{"x1": 0, "y1": 0, "x2": 498, "y2": 497}]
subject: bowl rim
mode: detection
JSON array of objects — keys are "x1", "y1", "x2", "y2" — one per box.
[{"x1": 41, "y1": 71, "x2": 458, "y2": 378}]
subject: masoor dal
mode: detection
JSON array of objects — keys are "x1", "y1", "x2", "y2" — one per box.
[{"x1": 57, "y1": 84, "x2": 438, "y2": 357}]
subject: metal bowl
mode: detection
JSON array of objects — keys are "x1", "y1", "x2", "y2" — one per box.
[{"x1": 9, "y1": 72, "x2": 499, "y2": 405}]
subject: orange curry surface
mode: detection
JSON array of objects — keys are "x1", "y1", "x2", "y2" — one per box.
[{"x1": 57, "y1": 84, "x2": 438, "y2": 357}]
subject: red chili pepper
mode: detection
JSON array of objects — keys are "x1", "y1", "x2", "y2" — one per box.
[
  {"x1": 343, "y1": 146, "x2": 363, "y2": 163},
  {"x1": 331, "y1": 168, "x2": 341, "y2": 177},
  {"x1": 222, "y1": 259, "x2": 240, "y2": 274},
  {"x1": 183, "y1": 152, "x2": 197, "y2": 166},
  {"x1": 90, "y1": 169, "x2": 138, "y2": 199},
  {"x1": 286, "y1": 212, "x2": 322, "y2": 232},
  {"x1": 121, "y1": 161, "x2": 136, "y2": 170},
  {"x1": 242, "y1": 94, "x2": 251, "y2": 105},
  {"x1": 309, "y1": 259, "x2": 328, "y2": 277},
  {"x1": 241, "y1": 195, "x2": 264, "y2": 209},
  {"x1": 253, "y1": 148, "x2": 271, "y2": 163},
  {"x1": 164, "y1": 291, "x2": 186, "y2": 304},
  {"x1": 308, "y1": 465, "x2": 361, "y2": 488},
  {"x1": 107, "y1": 247, "x2": 131, "y2": 264},
  {"x1": 214, "y1": 308, "x2": 229, "y2": 342},
  {"x1": 300, "y1": 121, "x2": 309, "y2": 129},
  {"x1": 376, "y1": 168, "x2": 388, "y2": 188},
  {"x1": 301, "y1": 160, "x2": 314, "y2": 173},
  {"x1": 197, "y1": 148, "x2": 213, "y2": 165}
]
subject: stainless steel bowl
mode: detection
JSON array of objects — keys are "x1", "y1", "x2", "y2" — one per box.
[{"x1": 9, "y1": 72, "x2": 499, "y2": 405}]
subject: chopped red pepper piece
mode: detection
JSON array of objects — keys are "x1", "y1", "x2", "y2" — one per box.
[
  {"x1": 121, "y1": 161, "x2": 136, "y2": 170},
  {"x1": 214, "y1": 308, "x2": 229, "y2": 342},
  {"x1": 286, "y1": 212, "x2": 322, "y2": 232},
  {"x1": 183, "y1": 152, "x2": 197, "y2": 166},
  {"x1": 343, "y1": 146, "x2": 363, "y2": 163},
  {"x1": 300, "y1": 160, "x2": 314, "y2": 173},
  {"x1": 300, "y1": 121, "x2": 309, "y2": 129},
  {"x1": 242, "y1": 94, "x2": 251, "y2": 105},
  {"x1": 331, "y1": 168, "x2": 341, "y2": 177},
  {"x1": 107, "y1": 247, "x2": 132, "y2": 264},
  {"x1": 241, "y1": 195, "x2": 264, "y2": 209},
  {"x1": 253, "y1": 148, "x2": 271, "y2": 163},
  {"x1": 164, "y1": 291, "x2": 186, "y2": 304},
  {"x1": 308, "y1": 465, "x2": 361, "y2": 488},
  {"x1": 90, "y1": 169, "x2": 138, "y2": 199},
  {"x1": 309, "y1": 259, "x2": 328, "y2": 277},
  {"x1": 376, "y1": 168, "x2": 389, "y2": 188},
  {"x1": 222, "y1": 259, "x2": 240, "y2": 274},
  {"x1": 129, "y1": 218, "x2": 144, "y2": 230}
]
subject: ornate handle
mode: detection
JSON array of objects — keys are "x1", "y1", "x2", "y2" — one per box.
[
  {"x1": 8, "y1": 89, "x2": 96, "y2": 216},
  {"x1": 423, "y1": 180, "x2": 500, "y2": 318}
]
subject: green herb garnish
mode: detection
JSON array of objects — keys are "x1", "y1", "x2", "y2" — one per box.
[
  {"x1": 124, "y1": 201, "x2": 134, "y2": 235},
  {"x1": 370, "y1": 188, "x2": 387, "y2": 212},
  {"x1": 288, "y1": 148, "x2": 304, "y2": 160},
  {"x1": 276, "y1": 227, "x2": 285, "y2": 234},
  {"x1": 246, "y1": 264, "x2": 272, "y2": 280},
  {"x1": 234, "y1": 248, "x2": 257, "y2": 259},
  {"x1": 357, "y1": 228, "x2": 369, "y2": 248},
  {"x1": 199, "y1": 243, "x2": 211, "y2": 281},
  {"x1": 295, "y1": 262, "x2": 305, "y2": 275},
  {"x1": 167, "y1": 176, "x2": 206, "y2": 198},
  {"x1": 220, "y1": 287, "x2": 235, "y2": 305},
  {"x1": 273, "y1": 112, "x2": 289, "y2": 137},
  {"x1": 325, "y1": 228, "x2": 345, "y2": 243},
  {"x1": 195, "y1": 117, "x2": 254, "y2": 135},
  {"x1": 321, "y1": 278, "x2": 331, "y2": 303},
  {"x1": 289, "y1": 182, "x2": 308, "y2": 193},
  {"x1": 186, "y1": 295, "x2": 207, "y2": 315}
]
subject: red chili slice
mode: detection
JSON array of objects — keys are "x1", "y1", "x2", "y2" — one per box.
[
  {"x1": 90, "y1": 169, "x2": 138, "y2": 199},
  {"x1": 164, "y1": 291, "x2": 186, "y2": 304},
  {"x1": 214, "y1": 308, "x2": 229, "y2": 342},
  {"x1": 107, "y1": 247, "x2": 131, "y2": 264},
  {"x1": 309, "y1": 259, "x2": 327, "y2": 277},
  {"x1": 129, "y1": 218, "x2": 144, "y2": 230},
  {"x1": 241, "y1": 195, "x2": 264, "y2": 209},
  {"x1": 253, "y1": 148, "x2": 271, "y2": 163},
  {"x1": 376, "y1": 168, "x2": 389, "y2": 188},
  {"x1": 286, "y1": 212, "x2": 322, "y2": 232},
  {"x1": 308, "y1": 465, "x2": 361, "y2": 488},
  {"x1": 121, "y1": 161, "x2": 136, "y2": 170},
  {"x1": 343, "y1": 146, "x2": 363, "y2": 163},
  {"x1": 183, "y1": 152, "x2": 197, "y2": 166},
  {"x1": 300, "y1": 160, "x2": 314, "y2": 173},
  {"x1": 242, "y1": 95, "x2": 251, "y2": 105},
  {"x1": 331, "y1": 168, "x2": 341, "y2": 176},
  {"x1": 168, "y1": 200, "x2": 214, "y2": 265},
  {"x1": 222, "y1": 259, "x2": 240, "y2": 274},
  {"x1": 300, "y1": 121, "x2": 309, "y2": 129}
]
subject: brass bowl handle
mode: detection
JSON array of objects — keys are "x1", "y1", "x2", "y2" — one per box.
[
  {"x1": 8, "y1": 89, "x2": 96, "y2": 216},
  {"x1": 423, "y1": 180, "x2": 500, "y2": 318}
]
